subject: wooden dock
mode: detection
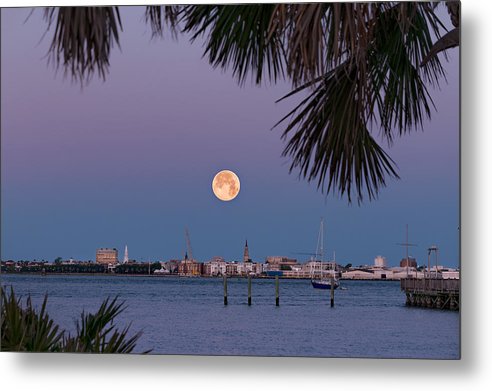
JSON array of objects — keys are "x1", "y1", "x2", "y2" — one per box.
[{"x1": 401, "y1": 278, "x2": 460, "y2": 310}]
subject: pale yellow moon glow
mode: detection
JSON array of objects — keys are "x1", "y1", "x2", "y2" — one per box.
[{"x1": 212, "y1": 170, "x2": 240, "y2": 201}]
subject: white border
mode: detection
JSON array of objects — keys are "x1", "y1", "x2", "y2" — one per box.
[{"x1": 1, "y1": 1, "x2": 490, "y2": 391}]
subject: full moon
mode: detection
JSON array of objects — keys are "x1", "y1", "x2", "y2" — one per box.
[{"x1": 212, "y1": 170, "x2": 240, "y2": 201}]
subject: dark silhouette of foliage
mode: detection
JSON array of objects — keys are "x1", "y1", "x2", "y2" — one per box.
[
  {"x1": 38, "y1": 3, "x2": 460, "y2": 203},
  {"x1": 1, "y1": 286, "x2": 149, "y2": 353}
]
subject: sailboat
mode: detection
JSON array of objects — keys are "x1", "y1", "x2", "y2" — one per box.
[{"x1": 311, "y1": 218, "x2": 340, "y2": 290}]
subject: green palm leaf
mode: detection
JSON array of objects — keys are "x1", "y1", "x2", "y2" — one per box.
[
  {"x1": 63, "y1": 296, "x2": 149, "y2": 353},
  {"x1": 44, "y1": 6, "x2": 122, "y2": 83},
  {"x1": 1, "y1": 286, "x2": 64, "y2": 352},
  {"x1": 35, "y1": 3, "x2": 458, "y2": 203},
  {"x1": 1, "y1": 286, "x2": 148, "y2": 354},
  {"x1": 275, "y1": 2, "x2": 449, "y2": 202},
  {"x1": 145, "y1": 5, "x2": 182, "y2": 38},
  {"x1": 276, "y1": 62, "x2": 399, "y2": 203},
  {"x1": 181, "y1": 4, "x2": 285, "y2": 85}
]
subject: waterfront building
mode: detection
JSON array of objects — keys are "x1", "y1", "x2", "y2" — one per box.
[
  {"x1": 374, "y1": 255, "x2": 387, "y2": 267},
  {"x1": 392, "y1": 267, "x2": 422, "y2": 279},
  {"x1": 61, "y1": 257, "x2": 76, "y2": 265},
  {"x1": 242, "y1": 261, "x2": 260, "y2": 275},
  {"x1": 96, "y1": 248, "x2": 118, "y2": 265},
  {"x1": 178, "y1": 253, "x2": 202, "y2": 276},
  {"x1": 400, "y1": 257, "x2": 417, "y2": 268},
  {"x1": 341, "y1": 269, "x2": 375, "y2": 279},
  {"x1": 266, "y1": 256, "x2": 298, "y2": 265},
  {"x1": 164, "y1": 259, "x2": 180, "y2": 274},
  {"x1": 202, "y1": 263, "x2": 212, "y2": 276},
  {"x1": 225, "y1": 262, "x2": 240, "y2": 276},
  {"x1": 265, "y1": 256, "x2": 298, "y2": 273},
  {"x1": 281, "y1": 264, "x2": 311, "y2": 278},
  {"x1": 428, "y1": 266, "x2": 460, "y2": 279},
  {"x1": 203, "y1": 257, "x2": 227, "y2": 276}
]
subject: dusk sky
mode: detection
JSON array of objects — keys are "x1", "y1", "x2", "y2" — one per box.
[{"x1": 1, "y1": 6, "x2": 459, "y2": 267}]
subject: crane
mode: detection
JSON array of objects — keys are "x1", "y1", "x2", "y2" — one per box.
[{"x1": 185, "y1": 227, "x2": 193, "y2": 261}]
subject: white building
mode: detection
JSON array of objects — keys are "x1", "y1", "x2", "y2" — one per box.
[
  {"x1": 374, "y1": 255, "x2": 387, "y2": 267},
  {"x1": 204, "y1": 257, "x2": 228, "y2": 276}
]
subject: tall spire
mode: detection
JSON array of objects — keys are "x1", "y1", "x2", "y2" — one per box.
[
  {"x1": 123, "y1": 245, "x2": 129, "y2": 264},
  {"x1": 243, "y1": 239, "x2": 250, "y2": 262}
]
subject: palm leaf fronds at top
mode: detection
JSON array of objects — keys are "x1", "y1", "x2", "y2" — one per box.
[
  {"x1": 145, "y1": 5, "x2": 182, "y2": 39},
  {"x1": 276, "y1": 63, "x2": 400, "y2": 204},
  {"x1": 275, "y1": 3, "x2": 449, "y2": 202},
  {"x1": 35, "y1": 3, "x2": 458, "y2": 203},
  {"x1": 181, "y1": 4, "x2": 285, "y2": 85},
  {"x1": 44, "y1": 6, "x2": 122, "y2": 83}
]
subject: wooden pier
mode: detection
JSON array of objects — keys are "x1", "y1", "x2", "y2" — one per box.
[{"x1": 401, "y1": 278, "x2": 460, "y2": 310}]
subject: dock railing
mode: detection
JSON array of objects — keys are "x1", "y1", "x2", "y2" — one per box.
[
  {"x1": 400, "y1": 278, "x2": 459, "y2": 310},
  {"x1": 400, "y1": 278, "x2": 460, "y2": 293}
]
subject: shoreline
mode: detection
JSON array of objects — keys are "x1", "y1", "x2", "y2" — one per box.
[{"x1": 0, "y1": 271, "x2": 403, "y2": 281}]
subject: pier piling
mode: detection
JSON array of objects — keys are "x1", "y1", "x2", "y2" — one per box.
[
  {"x1": 223, "y1": 275, "x2": 228, "y2": 305},
  {"x1": 275, "y1": 276, "x2": 279, "y2": 306},
  {"x1": 248, "y1": 275, "x2": 252, "y2": 306},
  {"x1": 330, "y1": 276, "x2": 335, "y2": 307}
]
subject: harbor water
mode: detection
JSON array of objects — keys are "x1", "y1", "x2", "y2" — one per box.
[{"x1": 0, "y1": 274, "x2": 460, "y2": 359}]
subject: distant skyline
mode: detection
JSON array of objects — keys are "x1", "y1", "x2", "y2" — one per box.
[{"x1": 1, "y1": 6, "x2": 459, "y2": 267}]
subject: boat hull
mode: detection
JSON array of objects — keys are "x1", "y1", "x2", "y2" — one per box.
[{"x1": 311, "y1": 279, "x2": 339, "y2": 290}]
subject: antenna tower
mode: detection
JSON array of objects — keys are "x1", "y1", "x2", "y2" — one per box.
[{"x1": 397, "y1": 224, "x2": 417, "y2": 276}]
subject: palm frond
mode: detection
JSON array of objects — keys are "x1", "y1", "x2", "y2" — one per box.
[
  {"x1": 34, "y1": 3, "x2": 458, "y2": 203},
  {"x1": 181, "y1": 4, "x2": 285, "y2": 85},
  {"x1": 145, "y1": 5, "x2": 183, "y2": 39},
  {"x1": 274, "y1": 2, "x2": 450, "y2": 202},
  {"x1": 1, "y1": 286, "x2": 64, "y2": 352},
  {"x1": 63, "y1": 296, "x2": 148, "y2": 353},
  {"x1": 1, "y1": 286, "x2": 147, "y2": 353},
  {"x1": 276, "y1": 62, "x2": 400, "y2": 203},
  {"x1": 44, "y1": 6, "x2": 122, "y2": 83},
  {"x1": 270, "y1": 3, "x2": 386, "y2": 86},
  {"x1": 370, "y1": 2, "x2": 446, "y2": 140},
  {"x1": 421, "y1": 2, "x2": 460, "y2": 66},
  {"x1": 446, "y1": 1, "x2": 460, "y2": 28}
]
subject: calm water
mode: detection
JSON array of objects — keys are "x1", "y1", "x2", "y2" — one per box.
[{"x1": 0, "y1": 274, "x2": 460, "y2": 359}]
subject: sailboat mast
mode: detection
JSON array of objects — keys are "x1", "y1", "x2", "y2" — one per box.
[{"x1": 319, "y1": 218, "x2": 324, "y2": 276}]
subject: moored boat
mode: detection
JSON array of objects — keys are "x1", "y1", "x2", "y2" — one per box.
[{"x1": 311, "y1": 277, "x2": 339, "y2": 290}]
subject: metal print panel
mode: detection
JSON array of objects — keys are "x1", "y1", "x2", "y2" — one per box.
[{"x1": 0, "y1": 2, "x2": 460, "y2": 358}]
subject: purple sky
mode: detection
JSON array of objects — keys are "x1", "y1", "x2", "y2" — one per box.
[{"x1": 1, "y1": 6, "x2": 459, "y2": 267}]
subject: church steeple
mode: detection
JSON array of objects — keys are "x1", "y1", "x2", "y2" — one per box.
[
  {"x1": 123, "y1": 245, "x2": 129, "y2": 264},
  {"x1": 243, "y1": 239, "x2": 250, "y2": 262}
]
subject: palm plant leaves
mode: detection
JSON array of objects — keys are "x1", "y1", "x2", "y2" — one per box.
[
  {"x1": 421, "y1": 0, "x2": 460, "y2": 66},
  {"x1": 181, "y1": 4, "x2": 285, "y2": 85},
  {"x1": 275, "y1": 2, "x2": 449, "y2": 202},
  {"x1": 1, "y1": 286, "x2": 63, "y2": 352},
  {"x1": 63, "y1": 296, "x2": 146, "y2": 353},
  {"x1": 145, "y1": 5, "x2": 181, "y2": 38},
  {"x1": 1, "y1": 286, "x2": 147, "y2": 353},
  {"x1": 276, "y1": 62, "x2": 400, "y2": 203},
  {"x1": 368, "y1": 2, "x2": 446, "y2": 138},
  {"x1": 44, "y1": 7, "x2": 122, "y2": 83},
  {"x1": 38, "y1": 3, "x2": 458, "y2": 202}
]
